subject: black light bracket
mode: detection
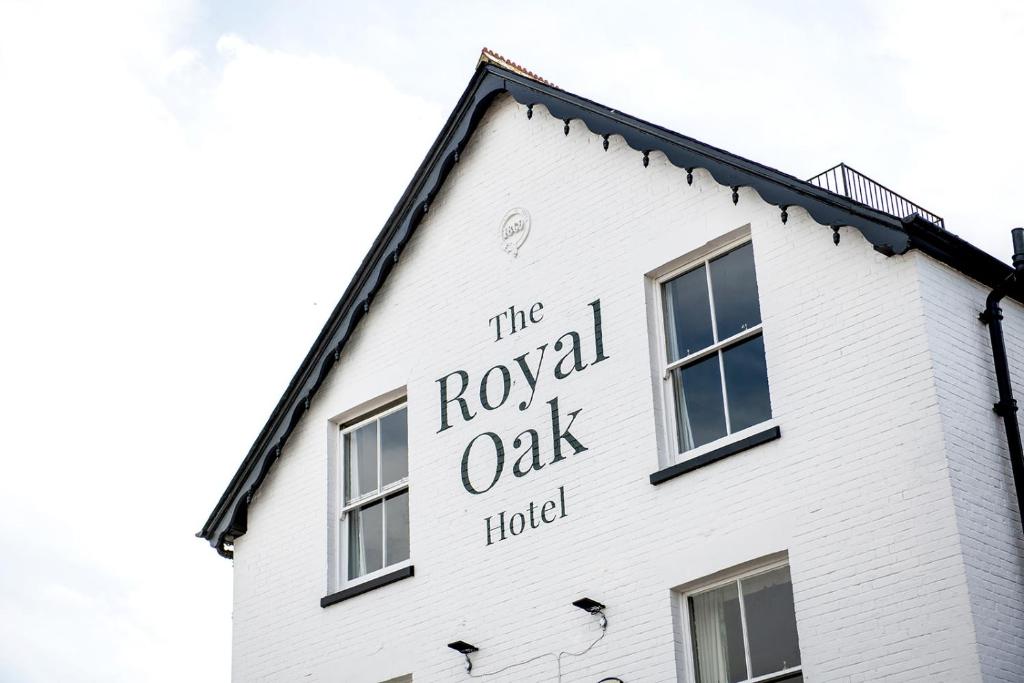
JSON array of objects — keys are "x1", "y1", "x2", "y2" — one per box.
[
  {"x1": 447, "y1": 640, "x2": 479, "y2": 673},
  {"x1": 572, "y1": 597, "x2": 608, "y2": 630}
]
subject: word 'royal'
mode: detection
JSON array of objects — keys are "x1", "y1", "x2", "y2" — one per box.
[{"x1": 435, "y1": 299, "x2": 609, "y2": 495}]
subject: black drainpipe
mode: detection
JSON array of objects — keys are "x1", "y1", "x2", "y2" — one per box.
[{"x1": 980, "y1": 227, "x2": 1024, "y2": 536}]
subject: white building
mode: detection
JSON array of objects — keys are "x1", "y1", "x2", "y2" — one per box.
[{"x1": 199, "y1": 51, "x2": 1024, "y2": 682}]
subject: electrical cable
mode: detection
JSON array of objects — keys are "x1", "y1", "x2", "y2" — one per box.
[
  {"x1": 467, "y1": 650, "x2": 555, "y2": 678},
  {"x1": 556, "y1": 622, "x2": 606, "y2": 682},
  {"x1": 465, "y1": 613, "x2": 607, "y2": 681}
]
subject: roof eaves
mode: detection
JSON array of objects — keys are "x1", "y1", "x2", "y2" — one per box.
[{"x1": 199, "y1": 61, "x2": 1014, "y2": 556}]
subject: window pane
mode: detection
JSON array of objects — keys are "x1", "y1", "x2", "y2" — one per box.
[
  {"x1": 385, "y1": 490, "x2": 410, "y2": 566},
  {"x1": 347, "y1": 501, "x2": 383, "y2": 579},
  {"x1": 664, "y1": 265, "x2": 714, "y2": 361},
  {"x1": 742, "y1": 566, "x2": 802, "y2": 677},
  {"x1": 710, "y1": 243, "x2": 761, "y2": 340},
  {"x1": 345, "y1": 422, "x2": 378, "y2": 503},
  {"x1": 723, "y1": 335, "x2": 772, "y2": 432},
  {"x1": 690, "y1": 581, "x2": 747, "y2": 683},
  {"x1": 380, "y1": 408, "x2": 409, "y2": 487},
  {"x1": 673, "y1": 354, "x2": 727, "y2": 452}
]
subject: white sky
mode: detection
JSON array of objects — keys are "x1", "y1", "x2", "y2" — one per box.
[{"x1": 1, "y1": 1, "x2": 1021, "y2": 680}]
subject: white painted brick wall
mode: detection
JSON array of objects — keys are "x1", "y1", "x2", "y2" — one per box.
[
  {"x1": 227, "y1": 93, "x2": 1023, "y2": 682},
  {"x1": 917, "y1": 256, "x2": 1024, "y2": 681}
]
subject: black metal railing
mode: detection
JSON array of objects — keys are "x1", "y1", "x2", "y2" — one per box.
[{"x1": 808, "y1": 163, "x2": 944, "y2": 229}]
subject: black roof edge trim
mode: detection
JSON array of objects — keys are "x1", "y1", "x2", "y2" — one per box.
[
  {"x1": 902, "y1": 213, "x2": 1018, "y2": 293},
  {"x1": 197, "y1": 65, "x2": 502, "y2": 553},
  {"x1": 499, "y1": 75, "x2": 910, "y2": 257},
  {"x1": 197, "y1": 62, "x2": 1016, "y2": 556}
]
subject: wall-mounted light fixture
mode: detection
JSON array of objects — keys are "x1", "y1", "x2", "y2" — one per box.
[
  {"x1": 572, "y1": 597, "x2": 608, "y2": 630},
  {"x1": 447, "y1": 641, "x2": 479, "y2": 673}
]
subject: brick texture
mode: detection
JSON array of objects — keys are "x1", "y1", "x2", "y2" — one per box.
[{"x1": 228, "y1": 94, "x2": 1024, "y2": 682}]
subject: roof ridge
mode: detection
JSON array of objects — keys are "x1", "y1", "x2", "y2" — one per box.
[{"x1": 478, "y1": 47, "x2": 557, "y2": 88}]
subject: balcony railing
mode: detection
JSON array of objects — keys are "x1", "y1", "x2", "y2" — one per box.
[{"x1": 807, "y1": 163, "x2": 944, "y2": 229}]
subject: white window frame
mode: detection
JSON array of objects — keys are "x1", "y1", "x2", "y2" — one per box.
[
  {"x1": 652, "y1": 236, "x2": 772, "y2": 462},
  {"x1": 336, "y1": 401, "x2": 411, "y2": 590},
  {"x1": 678, "y1": 558, "x2": 802, "y2": 683}
]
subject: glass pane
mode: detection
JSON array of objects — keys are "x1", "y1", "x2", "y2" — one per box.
[
  {"x1": 344, "y1": 422, "x2": 378, "y2": 503},
  {"x1": 380, "y1": 408, "x2": 409, "y2": 487},
  {"x1": 347, "y1": 500, "x2": 383, "y2": 579},
  {"x1": 673, "y1": 354, "x2": 727, "y2": 452},
  {"x1": 664, "y1": 265, "x2": 715, "y2": 361},
  {"x1": 385, "y1": 490, "x2": 410, "y2": 566},
  {"x1": 742, "y1": 566, "x2": 802, "y2": 677},
  {"x1": 690, "y1": 581, "x2": 747, "y2": 683},
  {"x1": 723, "y1": 335, "x2": 772, "y2": 432},
  {"x1": 710, "y1": 243, "x2": 762, "y2": 340}
]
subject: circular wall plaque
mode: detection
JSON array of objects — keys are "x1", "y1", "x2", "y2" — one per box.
[{"x1": 499, "y1": 208, "x2": 531, "y2": 257}]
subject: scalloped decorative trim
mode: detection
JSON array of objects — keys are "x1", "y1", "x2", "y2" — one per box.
[{"x1": 199, "y1": 63, "x2": 964, "y2": 557}]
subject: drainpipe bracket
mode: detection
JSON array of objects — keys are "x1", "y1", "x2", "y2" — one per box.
[
  {"x1": 980, "y1": 308, "x2": 1003, "y2": 325},
  {"x1": 994, "y1": 398, "x2": 1018, "y2": 417}
]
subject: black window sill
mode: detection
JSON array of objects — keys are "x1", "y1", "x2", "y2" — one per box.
[
  {"x1": 649, "y1": 426, "x2": 780, "y2": 486},
  {"x1": 320, "y1": 565, "x2": 414, "y2": 608}
]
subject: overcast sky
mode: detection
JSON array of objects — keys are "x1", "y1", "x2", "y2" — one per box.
[{"x1": 1, "y1": 1, "x2": 1022, "y2": 680}]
